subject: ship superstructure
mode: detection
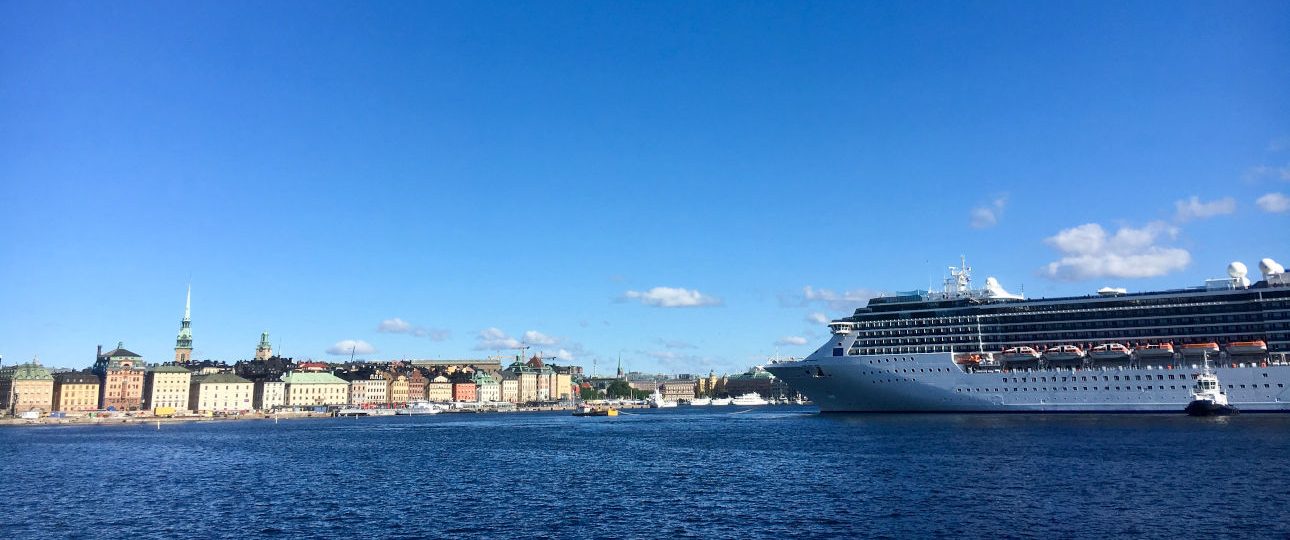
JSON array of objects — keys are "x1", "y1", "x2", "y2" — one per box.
[{"x1": 767, "y1": 258, "x2": 1290, "y2": 412}]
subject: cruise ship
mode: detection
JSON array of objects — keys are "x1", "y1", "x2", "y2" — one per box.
[{"x1": 766, "y1": 258, "x2": 1290, "y2": 413}]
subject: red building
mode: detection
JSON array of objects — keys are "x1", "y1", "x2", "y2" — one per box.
[
  {"x1": 406, "y1": 369, "x2": 427, "y2": 402},
  {"x1": 451, "y1": 380, "x2": 476, "y2": 402}
]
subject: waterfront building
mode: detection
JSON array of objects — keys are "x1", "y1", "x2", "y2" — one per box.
[
  {"x1": 426, "y1": 374, "x2": 452, "y2": 402},
  {"x1": 661, "y1": 379, "x2": 697, "y2": 402},
  {"x1": 695, "y1": 371, "x2": 719, "y2": 397},
  {"x1": 473, "y1": 371, "x2": 500, "y2": 402},
  {"x1": 190, "y1": 360, "x2": 231, "y2": 375},
  {"x1": 0, "y1": 360, "x2": 55, "y2": 415},
  {"x1": 189, "y1": 373, "x2": 254, "y2": 414},
  {"x1": 406, "y1": 369, "x2": 427, "y2": 402},
  {"x1": 145, "y1": 365, "x2": 192, "y2": 413},
  {"x1": 387, "y1": 372, "x2": 409, "y2": 406},
  {"x1": 723, "y1": 366, "x2": 787, "y2": 399},
  {"x1": 342, "y1": 371, "x2": 387, "y2": 407},
  {"x1": 175, "y1": 286, "x2": 193, "y2": 364},
  {"x1": 53, "y1": 371, "x2": 100, "y2": 412},
  {"x1": 502, "y1": 361, "x2": 539, "y2": 402},
  {"x1": 255, "y1": 331, "x2": 272, "y2": 361},
  {"x1": 499, "y1": 378, "x2": 519, "y2": 403},
  {"x1": 281, "y1": 372, "x2": 348, "y2": 406},
  {"x1": 451, "y1": 377, "x2": 476, "y2": 402},
  {"x1": 254, "y1": 380, "x2": 285, "y2": 411},
  {"x1": 93, "y1": 343, "x2": 146, "y2": 411},
  {"x1": 410, "y1": 358, "x2": 503, "y2": 375}
]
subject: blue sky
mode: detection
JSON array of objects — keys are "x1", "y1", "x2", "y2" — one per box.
[{"x1": 2, "y1": 1, "x2": 1288, "y2": 372}]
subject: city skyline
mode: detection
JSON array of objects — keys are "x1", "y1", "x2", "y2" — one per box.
[{"x1": 3, "y1": 1, "x2": 1289, "y2": 371}]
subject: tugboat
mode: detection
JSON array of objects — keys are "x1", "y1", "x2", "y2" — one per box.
[
  {"x1": 572, "y1": 403, "x2": 618, "y2": 417},
  {"x1": 1185, "y1": 362, "x2": 1238, "y2": 416}
]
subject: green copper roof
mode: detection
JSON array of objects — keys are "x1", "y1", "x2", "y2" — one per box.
[
  {"x1": 150, "y1": 365, "x2": 193, "y2": 373},
  {"x1": 280, "y1": 372, "x2": 347, "y2": 385},
  {"x1": 1, "y1": 362, "x2": 54, "y2": 381},
  {"x1": 194, "y1": 373, "x2": 250, "y2": 384}
]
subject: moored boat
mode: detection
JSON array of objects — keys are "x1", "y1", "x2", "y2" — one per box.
[
  {"x1": 395, "y1": 400, "x2": 441, "y2": 415},
  {"x1": 731, "y1": 393, "x2": 769, "y2": 406},
  {"x1": 688, "y1": 397, "x2": 712, "y2": 406},
  {"x1": 711, "y1": 397, "x2": 733, "y2": 406},
  {"x1": 572, "y1": 403, "x2": 618, "y2": 417},
  {"x1": 648, "y1": 389, "x2": 677, "y2": 408}
]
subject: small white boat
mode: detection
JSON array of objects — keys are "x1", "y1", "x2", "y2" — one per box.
[
  {"x1": 731, "y1": 393, "x2": 769, "y2": 406},
  {"x1": 395, "y1": 401, "x2": 441, "y2": 415},
  {"x1": 1089, "y1": 343, "x2": 1133, "y2": 361},
  {"x1": 710, "y1": 397, "x2": 733, "y2": 406},
  {"x1": 648, "y1": 389, "x2": 677, "y2": 408},
  {"x1": 688, "y1": 397, "x2": 712, "y2": 406}
]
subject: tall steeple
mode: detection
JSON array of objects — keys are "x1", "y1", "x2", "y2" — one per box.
[
  {"x1": 255, "y1": 331, "x2": 273, "y2": 360},
  {"x1": 174, "y1": 285, "x2": 193, "y2": 364}
]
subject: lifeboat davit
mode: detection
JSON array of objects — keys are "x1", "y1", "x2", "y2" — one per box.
[
  {"x1": 1134, "y1": 343, "x2": 1176, "y2": 360},
  {"x1": 1042, "y1": 345, "x2": 1086, "y2": 363},
  {"x1": 1226, "y1": 340, "x2": 1268, "y2": 356},
  {"x1": 1001, "y1": 346, "x2": 1041, "y2": 363}
]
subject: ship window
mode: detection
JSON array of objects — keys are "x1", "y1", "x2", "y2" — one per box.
[{"x1": 1240, "y1": 385, "x2": 1246, "y2": 389}]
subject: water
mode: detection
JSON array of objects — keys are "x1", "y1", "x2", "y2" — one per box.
[{"x1": 3, "y1": 407, "x2": 1289, "y2": 539}]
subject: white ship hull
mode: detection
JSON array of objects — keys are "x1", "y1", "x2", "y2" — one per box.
[{"x1": 766, "y1": 351, "x2": 1290, "y2": 413}]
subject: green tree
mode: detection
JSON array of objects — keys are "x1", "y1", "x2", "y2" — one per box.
[
  {"x1": 606, "y1": 379, "x2": 635, "y2": 398},
  {"x1": 579, "y1": 386, "x2": 601, "y2": 401}
]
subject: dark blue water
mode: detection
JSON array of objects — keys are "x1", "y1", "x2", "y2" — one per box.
[{"x1": 3, "y1": 407, "x2": 1289, "y2": 539}]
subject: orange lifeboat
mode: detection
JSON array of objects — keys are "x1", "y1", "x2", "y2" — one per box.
[
  {"x1": 1134, "y1": 343, "x2": 1175, "y2": 360},
  {"x1": 1227, "y1": 340, "x2": 1268, "y2": 356},
  {"x1": 1181, "y1": 342, "x2": 1220, "y2": 359}
]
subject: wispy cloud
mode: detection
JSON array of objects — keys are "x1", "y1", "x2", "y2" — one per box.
[
  {"x1": 1174, "y1": 196, "x2": 1235, "y2": 222},
  {"x1": 806, "y1": 312, "x2": 830, "y2": 325},
  {"x1": 795, "y1": 286, "x2": 880, "y2": 312},
  {"x1": 326, "y1": 339, "x2": 377, "y2": 356},
  {"x1": 775, "y1": 336, "x2": 809, "y2": 346},
  {"x1": 969, "y1": 195, "x2": 1008, "y2": 229},
  {"x1": 658, "y1": 338, "x2": 697, "y2": 349},
  {"x1": 1256, "y1": 193, "x2": 1290, "y2": 213},
  {"x1": 623, "y1": 287, "x2": 721, "y2": 307},
  {"x1": 1243, "y1": 164, "x2": 1290, "y2": 183},
  {"x1": 1042, "y1": 221, "x2": 1189, "y2": 281},
  {"x1": 376, "y1": 317, "x2": 450, "y2": 341},
  {"x1": 522, "y1": 330, "x2": 558, "y2": 346}
]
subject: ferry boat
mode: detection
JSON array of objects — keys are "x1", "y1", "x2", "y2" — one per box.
[
  {"x1": 710, "y1": 397, "x2": 733, "y2": 406},
  {"x1": 731, "y1": 393, "x2": 770, "y2": 406},
  {"x1": 688, "y1": 397, "x2": 712, "y2": 406},
  {"x1": 572, "y1": 403, "x2": 618, "y2": 417},
  {"x1": 395, "y1": 400, "x2": 441, "y2": 415},
  {"x1": 766, "y1": 257, "x2": 1290, "y2": 413}
]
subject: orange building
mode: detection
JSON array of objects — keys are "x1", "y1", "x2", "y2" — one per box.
[
  {"x1": 93, "y1": 343, "x2": 146, "y2": 411},
  {"x1": 451, "y1": 379, "x2": 477, "y2": 402}
]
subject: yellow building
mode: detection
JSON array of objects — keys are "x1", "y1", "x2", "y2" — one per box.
[
  {"x1": 281, "y1": 372, "x2": 348, "y2": 406},
  {"x1": 426, "y1": 375, "x2": 453, "y2": 402},
  {"x1": 387, "y1": 372, "x2": 409, "y2": 406},
  {"x1": 146, "y1": 365, "x2": 192, "y2": 413},
  {"x1": 53, "y1": 372, "x2": 101, "y2": 412},
  {"x1": 1, "y1": 361, "x2": 55, "y2": 415},
  {"x1": 189, "y1": 373, "x2": 254, "y2": 414}
]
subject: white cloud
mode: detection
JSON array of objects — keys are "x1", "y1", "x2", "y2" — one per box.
[
  {"x1": 377, "y1": 317, "x2": 450, "y2": 341},
  {"x1": 1256, "y1": 192, "x2": 1290, "y2": 213},
  {"x1": 1042, "y1": 221, "x2": 1190, "y2": 281},
  {"x1": 522, "y1": 330, "x2": 558, "y2": 346},
  {"x1": 800, "y1": 286, "x2": 879, "y2": 312},
  {"x1": 474, "y1": 327, "x2": 522, "y2": 350},
  {"x1": 326, "y1": 339, "x2": 376, "y2": 356},
  {"x1": 775, "y1": 336, "x2": 809, "y2": 346},
  {"x1": 969, "y1": 195, "x2": 1008, "y2": 229},
  {"x1": 555, "y1": 348, "x2": 577, "y2": 361},
  {"x1": 623, "y1": 287, "x2": 721, "y2": 307},
  {"x1": 806, "y1": 312, "x2": 830, "y2": 325},
  {"x1": 1174, "y1": 196, "x2": 1236, "y2": 222}
]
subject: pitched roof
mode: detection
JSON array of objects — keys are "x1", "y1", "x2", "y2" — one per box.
[
  {"x1": 55, "y1": 371, "x2": 100, "y2": 385},
  {"x1": 104, "y1": 347, "x2": 142, "y2": 358},
  {"x1": 150, "y1": 365, "x2": 193, "y2": 374},
  {"x1": 1, "y1": 363, "x2": 54, "y2": 381}
]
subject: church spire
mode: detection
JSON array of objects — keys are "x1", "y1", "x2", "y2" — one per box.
[{"x1": 174, "y1": 285, "x2": 193, "y2": 364}]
